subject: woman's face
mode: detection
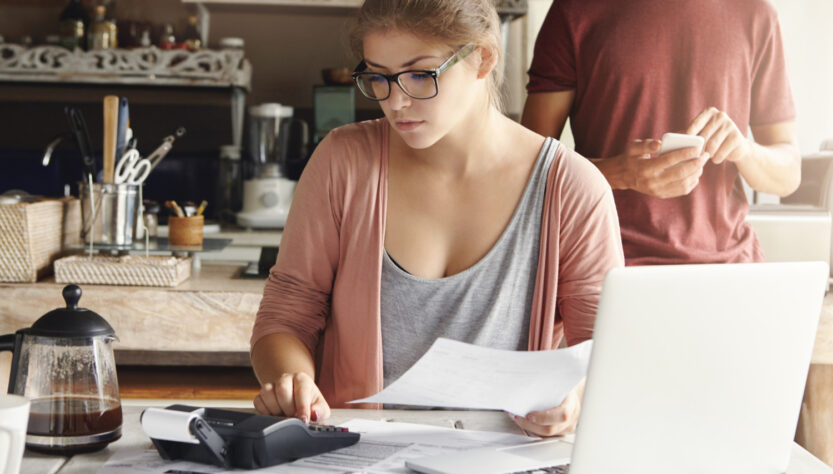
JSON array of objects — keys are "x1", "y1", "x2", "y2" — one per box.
[{"x1": 361, "y1": 29, "x2": 483, "y2": 150}]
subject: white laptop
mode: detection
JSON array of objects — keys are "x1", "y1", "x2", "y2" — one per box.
[{"x1": 406, "y1": 262, "x2": 829, "y2": 474}]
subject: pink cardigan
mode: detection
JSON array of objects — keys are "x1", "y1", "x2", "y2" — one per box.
[{"x1": 251, "y1": 119, "x2": 624, "y2": 408}]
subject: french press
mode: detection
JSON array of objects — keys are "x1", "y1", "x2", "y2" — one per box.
[{"x1": 0, "y1": 284, "x2": 122, "y2": 454}]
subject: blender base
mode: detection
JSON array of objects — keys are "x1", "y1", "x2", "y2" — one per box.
[{"x1": 236, "y1": 209, "x2": 289, "y2": 229}]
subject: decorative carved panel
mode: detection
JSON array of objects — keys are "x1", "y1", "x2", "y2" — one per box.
[{"x1": 0, "y1": 45, "x2": 252, "y2": 89}]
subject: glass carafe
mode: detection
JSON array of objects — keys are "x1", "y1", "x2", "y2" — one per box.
[{"x1": 0, "y1": 285, "x2": 122, "y2": 454}]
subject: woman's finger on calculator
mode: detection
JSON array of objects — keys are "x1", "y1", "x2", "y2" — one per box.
[{"x1": 311, "y1": 396, "x2": 331, "y2": 422}]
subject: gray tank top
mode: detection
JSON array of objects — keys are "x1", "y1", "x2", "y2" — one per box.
[{"x1": 381, "y1": 138, "x2": 556, "y2": 385}]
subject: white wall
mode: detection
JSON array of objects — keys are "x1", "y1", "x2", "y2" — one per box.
[{"x1": 769, "y1": 0, "x2": 833, "y2": 155}]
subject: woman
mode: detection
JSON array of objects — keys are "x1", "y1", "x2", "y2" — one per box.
[{"x1": 250, "y1": 0, "x2": 623, "y2": 437}]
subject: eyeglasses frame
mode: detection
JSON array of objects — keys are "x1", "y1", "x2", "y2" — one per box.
[{"x1": 351, "y1": 43, "x2": 477, "y2": 101}]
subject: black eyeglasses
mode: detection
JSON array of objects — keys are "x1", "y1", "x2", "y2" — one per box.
[{"x1": 352, "y1": 43, "x2": 476, "y2": 101}]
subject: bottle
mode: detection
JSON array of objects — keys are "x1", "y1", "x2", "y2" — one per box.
[
  {"x1": 59, "y1": 0, "x2": 87, "y2": 50},
  {"x1": 159, "y1": 23, "x2": 176, "y2": 50},
  {"x1": 139, "y1": 29, "x2": 151, "y2": 48},
  {"x1": 88, "y1": 5, "x2": 115, "y2": 49},
  {"x1": 183, "y1": 16, "x2": 201, "y2": 52},
  {"x1": 104, "y1": 0, "x2": 118, "y2": 49},
  {"x1": 217, "y1": 145, "x2": 243, "y2": 223},
  {"x1": 106, "y1": 16, "x2": 118, "y2": 48}
]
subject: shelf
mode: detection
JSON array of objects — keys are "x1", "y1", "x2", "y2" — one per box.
[
  {"x1": 0, "y1": 45, "x2": 252, "y2": 90},
  {"x1": 71, "y1": 237, "x2": 233, "y2": 254},
  {"x1": 182, "y1": 0, "x2": 528, "y2": 17},
  {"x1": 183, "y1": 0, "x2": 361, "y2": 5}
]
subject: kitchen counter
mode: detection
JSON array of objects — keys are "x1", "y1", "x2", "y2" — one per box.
[
  {"x1": 1, "y1": 271, "x2": 831, "y2": 364},
  {"x1": 0, "y1": 262, "x2": 266, "y2": 393}
]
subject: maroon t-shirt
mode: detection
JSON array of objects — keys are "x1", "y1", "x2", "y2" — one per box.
[{"x1": 527, "y1": 0, "x2": 796, "y2": 265}]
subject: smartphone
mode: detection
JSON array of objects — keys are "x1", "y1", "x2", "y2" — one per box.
[{"x1": 659, "y1": 133, "x2": 705, "y2": 155}]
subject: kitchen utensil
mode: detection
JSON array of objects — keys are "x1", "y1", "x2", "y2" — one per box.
[
  {"x1": 102, "y1": 95, "x2": 119, "y2": 184},
  {"x1": 65, "y1": 107, "x2": 97, "y2": 182},
  {"x1": 0, "y1": 284, "x2": 122, "y2": 455},
  {"x1": 42, "y1": 132, "x2": 72, "y2": 167},
  {"x1": 115, "y1": 97, "x2": 129, "y2": 161},
  {"x1": 114, "y1": 149, "x2": 151, "y2": 184},
  {"x1": 146, "y1": 127, "x2": 186, "y2": 172},
  {"x1": 79, "y1": 181, "x2": 141, "y2": 246}
]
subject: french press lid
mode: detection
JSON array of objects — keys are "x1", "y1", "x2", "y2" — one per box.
[{"x1": 27, "y1": 284, "x2": 115, "y2": 338}]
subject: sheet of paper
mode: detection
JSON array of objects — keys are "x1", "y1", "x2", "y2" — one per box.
[
  {"x1": 98, "y1": 419, "x2": 536, "y2": 474},
  {"x1": 350, "y1": 338, "x2": 593, "y2": 415}
]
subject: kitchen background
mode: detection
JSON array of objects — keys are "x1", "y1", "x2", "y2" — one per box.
[{"x1": 0, "y1": 0, "x2": 831, "y2": 212}]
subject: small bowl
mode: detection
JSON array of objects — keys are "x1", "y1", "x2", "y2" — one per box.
[{"x1": 322, "y1": 67, "x2": 353, "y2": 85}]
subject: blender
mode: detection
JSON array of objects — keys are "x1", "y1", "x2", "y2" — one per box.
[{"x1": 237, "y1": 103, "x2": 305, "y2": 229}]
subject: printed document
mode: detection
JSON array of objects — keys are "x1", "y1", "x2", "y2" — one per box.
[
  {"x1": 351, "y1": 338, "x2": 593, "y2": 415},
  {"x1": 99, "y1": 418, "x2": 535, "y2": 474}
]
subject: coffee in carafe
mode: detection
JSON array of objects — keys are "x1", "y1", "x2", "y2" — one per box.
[{"x1": 27, "y1": 397, "x2": 122, "y2": 454}]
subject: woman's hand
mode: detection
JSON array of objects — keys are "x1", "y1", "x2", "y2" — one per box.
[
  {"x1": 510, "y1": 378, "x2": 586, "y2": 437},
  {"x1": 253, "y1": 372, "x2": 331, "y2": 424}
]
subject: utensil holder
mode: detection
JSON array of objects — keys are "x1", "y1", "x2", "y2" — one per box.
[
  {"x1": 79, "y1": 182, "x2": 140, "y2": 247},
  {"x1": 168, "y1": 215, "x2": 204, "y2": 246}
]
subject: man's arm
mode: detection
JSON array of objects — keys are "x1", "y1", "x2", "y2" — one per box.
[
  {"x1": 686, "y1": 108, "x2": 800, "y2": 197},
  {"x1": 742, "y1": 122, "x2": 801, "y2": 196},
  {"x1": 521, "y1": 90, "x2": 574, "y2": 140}
]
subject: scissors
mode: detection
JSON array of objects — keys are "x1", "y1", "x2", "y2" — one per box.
[{"x1": 114, "y1": 149, "x2": 151, "y2": 184}]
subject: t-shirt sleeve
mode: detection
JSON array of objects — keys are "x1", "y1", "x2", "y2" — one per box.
[
  {"x1": 749, "y1": 6, "x2": 796, "y2": 126},
  {"x1": 527, "y1": 1, "x2": 577, "y2": 93},
  {"x1": 554, "y1": 149, "x2": 624, "y2": 345},
  {"x1": 250, "y1": 131, "x2": 342, "y2": 356}
]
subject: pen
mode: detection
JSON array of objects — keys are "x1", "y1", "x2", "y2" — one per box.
[
  {"x1": 165, "y1": 200, "x2": 185, "y2": 218},
  {"x1": 196, "y1": 200, "x2": 207, "y2": 216}
]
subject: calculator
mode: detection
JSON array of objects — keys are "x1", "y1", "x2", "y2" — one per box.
[{"x1": 143, "y1": 404, "x2": 360, "y2": 469}]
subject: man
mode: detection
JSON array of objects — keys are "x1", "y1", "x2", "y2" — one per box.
[{"x1": 522, "y1": 0, "x2": 800, "y2": 265}]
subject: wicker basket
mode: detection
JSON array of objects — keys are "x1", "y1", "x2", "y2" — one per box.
[
  {"x1": 54, "y1": 255, "x2": 192, "y2": 287},
  {"x1": 0, "y1": 199, "x2": 76, "y2": 282}
]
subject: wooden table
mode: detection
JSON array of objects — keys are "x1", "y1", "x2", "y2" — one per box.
[
  {"x1": 797, "y1": 291, "x2": 833, "y2": 466},
  {"x1": 18, "y1": 402, "x2": 833, "y2": 473}
]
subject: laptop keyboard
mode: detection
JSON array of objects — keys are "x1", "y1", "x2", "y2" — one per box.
[{"x1": 511, "y1": 464, "x2": 570, "y2": 474}]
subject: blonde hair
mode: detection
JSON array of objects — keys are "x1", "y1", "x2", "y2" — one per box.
[{"x1": 348, "y1": 0, "x2": 504, "y2": 111}]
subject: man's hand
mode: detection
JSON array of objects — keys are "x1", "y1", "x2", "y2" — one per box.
[
  {"x1": 253, "y1": 372, "x2": 331, "y2": 424},
  {"x1": 510, "y1": 378, "x2": 586, "y2": 437},
  {"x1": 596, "y1": 139, "x2": 709, "y2": 199},
  {"x1": 686, "y1": 107, "x2": 753, "y2": 165}
]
